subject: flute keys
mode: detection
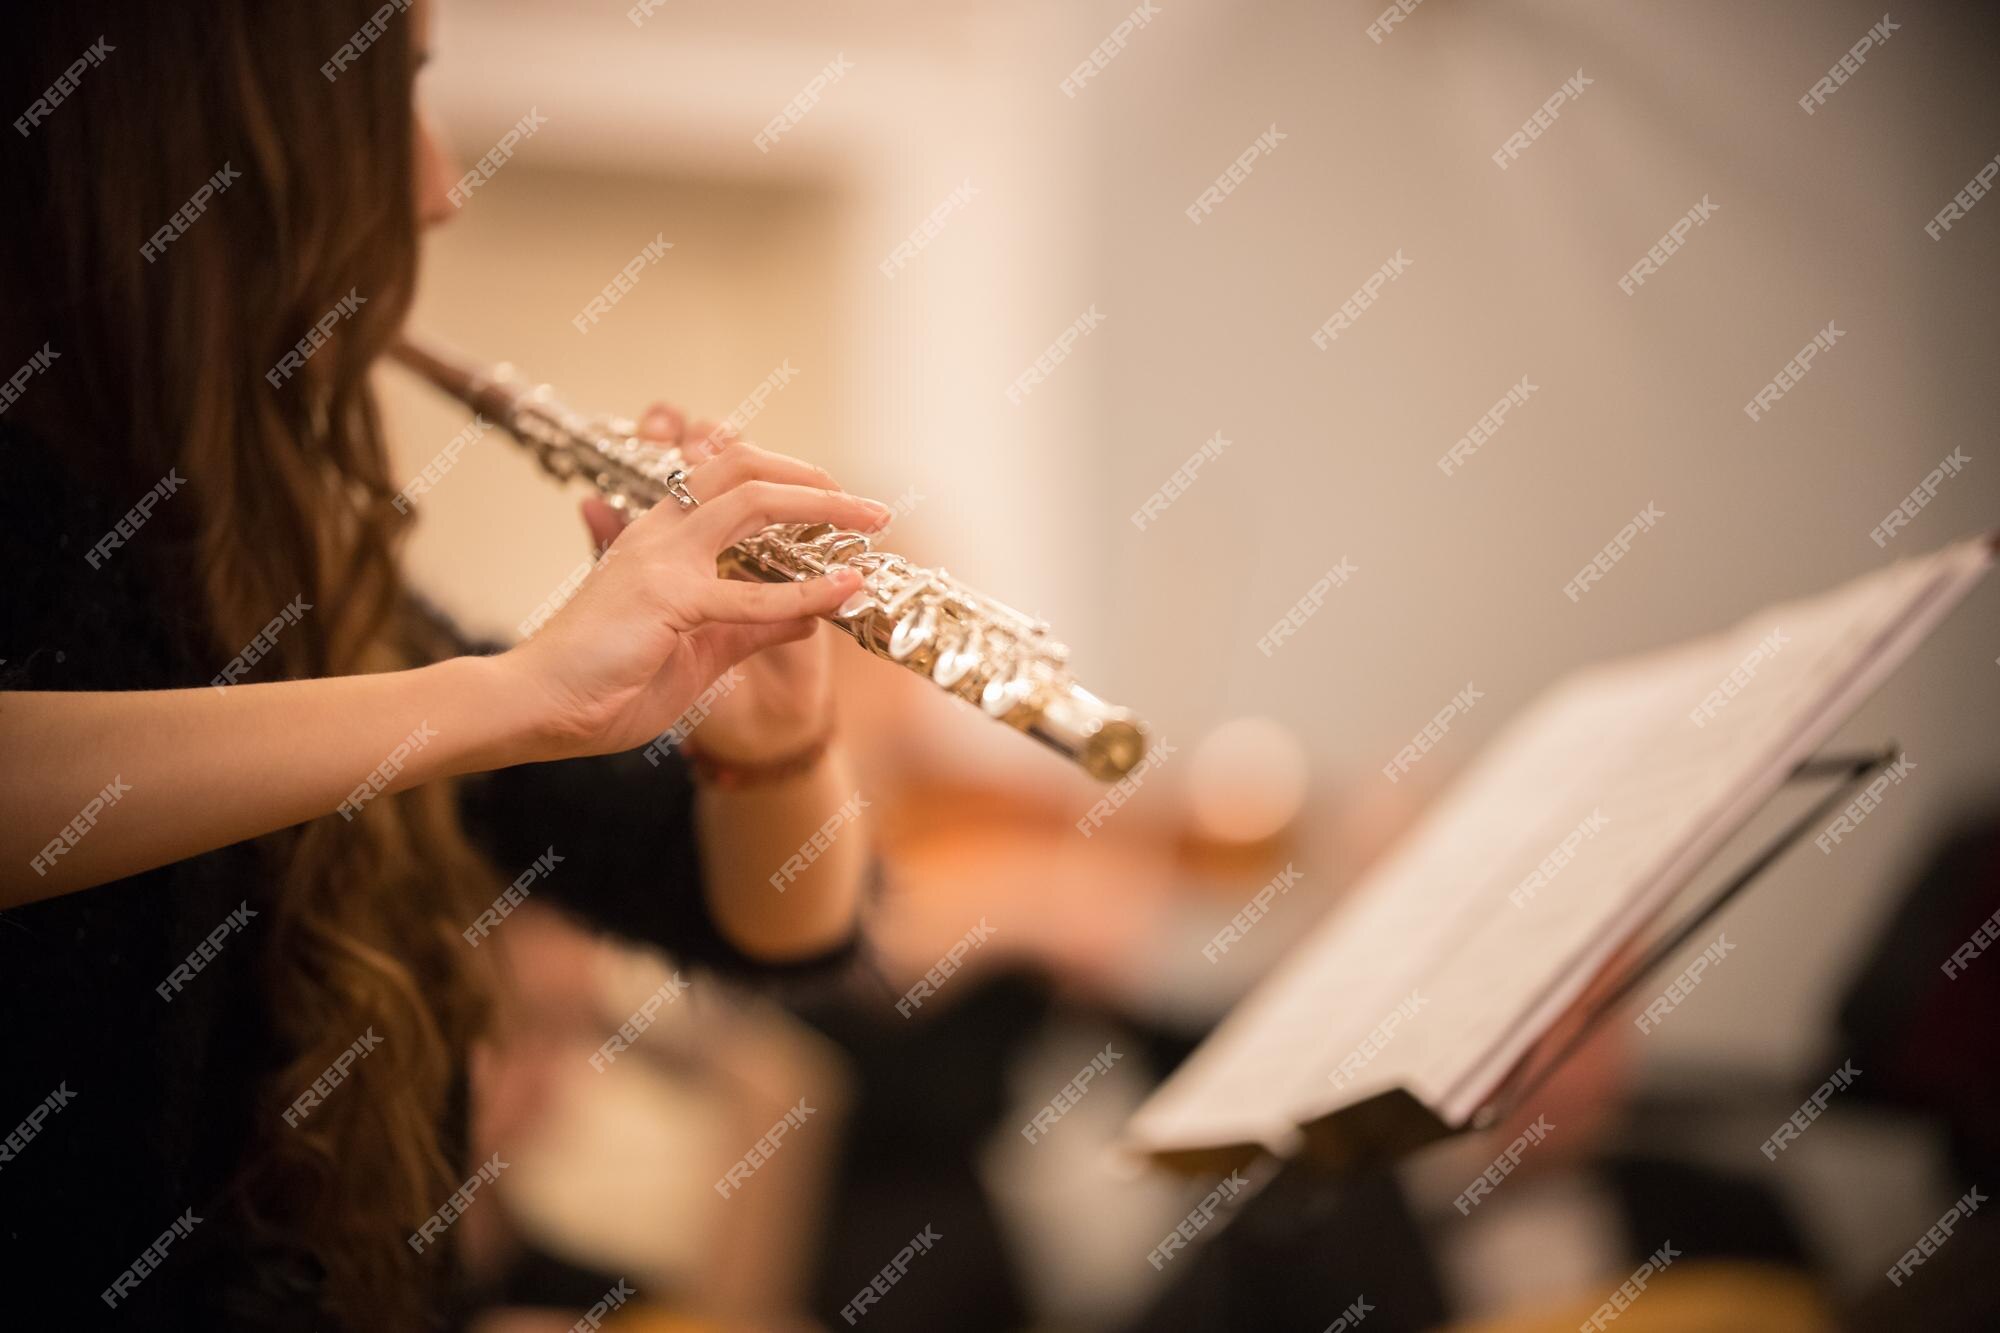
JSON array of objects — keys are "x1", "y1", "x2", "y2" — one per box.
[
  {"x1": 932, "y1": 626, "x2": 984, "y2": 689},
  {"x1": 881, "y1": 575, "x2": 930, "y2": 619},
  {"x1": 537, "y1": 444, "x2": 579, "y2": 480},
  {"x1": 819, "y1": 535, "x2": 872, "y2": 563},
  {"x1": 981, "y1": 661, "x2": 1035, "y2": 717},
  {"x1": 889, "y1": 602, "x2": 938, "y2": 661}
]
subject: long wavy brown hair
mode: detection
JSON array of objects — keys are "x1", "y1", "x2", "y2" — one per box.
[{"x1": 2, "y1": 3, "x2": 494, "y2": 1326}]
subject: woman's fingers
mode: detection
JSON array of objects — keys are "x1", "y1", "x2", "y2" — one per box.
[
  {"x1": 687, "y1": 480, "x2": 892, "y2": 552},
  {"x1": 638, "y1": 402, "x2": 685, "y2": 444},
  {"x1": 691, "y1": 616, "x2": 819, "y2": 670},
  {"x1": 683, "y1": 441, "x2": 839, "y2": 503},
  {"x1": 690, "y1": 569, "x2": 862, "y2": 625},
  {"x1": 580, "y1": 497, "x2": 628, "y2": 554},
  {"x1": 681, "y1": 418, "x2": 739, "y2": 465}
]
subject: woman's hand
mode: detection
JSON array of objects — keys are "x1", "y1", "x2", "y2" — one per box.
[
  {"x1": 0, "y1": 411, "x2": 885, "y2": 906},
  {"x1": 502, "y1": 408, "x2": 890, "y2": 762}
]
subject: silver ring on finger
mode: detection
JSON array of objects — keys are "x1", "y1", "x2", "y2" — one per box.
[{"x1": 662, "y1": 468, "x2": 699, "y2": 511}]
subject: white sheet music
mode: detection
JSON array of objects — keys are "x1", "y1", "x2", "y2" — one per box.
[{"x1": 1127, "y1": 535, "x2": 1995, "y2": 1160}]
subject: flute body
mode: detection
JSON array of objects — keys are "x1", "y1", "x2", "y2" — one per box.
[{"x1": 390, "y1": 339, "x2": 1148, "y2": 781}]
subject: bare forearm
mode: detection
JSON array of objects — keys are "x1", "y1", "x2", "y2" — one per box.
[
  {"x1": 691, "y1": 744, "x2": 870, "y2": 961},
  {"x1": 0, "y1": 656, "x2": 541, "y2": 906}
]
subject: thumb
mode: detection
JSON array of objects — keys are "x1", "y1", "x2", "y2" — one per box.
[{"x1": 580, "y1": 497, "x2": 627, "y2": 554}]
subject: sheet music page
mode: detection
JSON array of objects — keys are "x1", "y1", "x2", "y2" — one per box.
[{"x1": 1127, "y1": 536, "x2": 1994, "y2": 1159}]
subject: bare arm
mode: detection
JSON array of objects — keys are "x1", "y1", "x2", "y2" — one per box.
[
  {"x1": 2, "y1": 442, "x2": 897, "y2": 960},
  {"x1": 0, "y1": 656, "x2": 537, "y2": 906},
  {"x1": 692, "y1": 742, "x2": 871, "y2": 962}
]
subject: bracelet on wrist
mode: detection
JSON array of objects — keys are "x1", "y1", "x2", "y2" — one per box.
[{"x1": 681, "y1": 723, "x2": 835, "y2": 790}]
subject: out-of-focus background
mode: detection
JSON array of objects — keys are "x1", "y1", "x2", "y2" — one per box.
[{"x1": 382, "y1": 2, "x2": 2000, "y2": 1329}]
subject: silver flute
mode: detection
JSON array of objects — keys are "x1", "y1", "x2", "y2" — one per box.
[{"x1": 390, "y1": 338, "x2": 1149, "y2": 781}]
